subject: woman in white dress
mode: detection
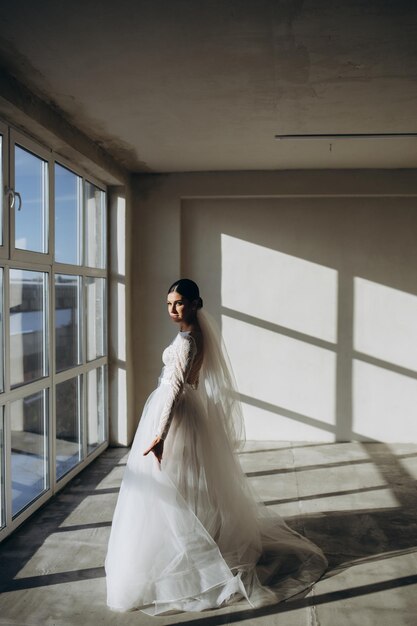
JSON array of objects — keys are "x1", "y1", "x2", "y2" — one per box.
[{"x1": 105, "y1": 279, "x2": 327, "y2": 615}]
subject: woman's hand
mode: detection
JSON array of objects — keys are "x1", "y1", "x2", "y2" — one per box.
[{"x1": 143, "y1": 436, "x2": 164, "y2": 463}]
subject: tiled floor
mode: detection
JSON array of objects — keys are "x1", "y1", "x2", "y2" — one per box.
[{"x1": 1, "y1": 441, "x2": 416, "y2": 625}]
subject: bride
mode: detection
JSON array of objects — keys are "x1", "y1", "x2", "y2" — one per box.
[{"x1": 105, "y1": 279, "x2": 328, "y2": 615}]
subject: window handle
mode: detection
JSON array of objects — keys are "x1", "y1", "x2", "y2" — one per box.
[
  {"x1": 15, "y1": 191, "x2": 22, "y2": 211},
  {"x1": 5, "y1": 187, "x2": 15, "y2": 208},
  {"x1": 5, "y1": 188, "x2": 22, "y2": 210}
]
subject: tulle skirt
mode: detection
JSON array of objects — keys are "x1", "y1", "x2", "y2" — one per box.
[{"x1": 105, "y1": 381, "x2": 327, "y2": 615}]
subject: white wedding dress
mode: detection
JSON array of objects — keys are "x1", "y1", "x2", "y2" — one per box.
[{"x1": 105, "y1": 310, "x2": 327, "y2": 615}]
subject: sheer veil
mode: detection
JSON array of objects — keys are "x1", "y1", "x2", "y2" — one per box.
[{"x1": 197, "y1": 309, "x2": 246, "y2": 451}]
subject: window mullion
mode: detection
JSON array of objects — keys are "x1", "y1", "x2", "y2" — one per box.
[
  {"x1": 3, "y1": 403, "x2": 12, "y2": 529},
  {"x1": 0, "y1": 120, "x2": 9, "y2": 259},
  {"x1": 81, "y1": 276, "x2": 87, "y2": 460}
]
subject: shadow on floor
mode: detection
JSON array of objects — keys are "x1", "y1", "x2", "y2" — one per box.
[
  {"x1": 0, "y1": 442, "x2": 416, "y2": 625},
  {"x1": 293, "y1": 442, "x2": 417, "y2": 572},
  {"x1": 169, "y1": 571, "x2": 417, "y2": 626},
  {"x1": 0, "y1": 447, "x2": 126, "y2": 593}
]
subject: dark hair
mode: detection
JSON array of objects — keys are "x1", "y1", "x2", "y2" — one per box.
[{"x1": 168, "y1": 278, "x2": 203, "y2": 309}]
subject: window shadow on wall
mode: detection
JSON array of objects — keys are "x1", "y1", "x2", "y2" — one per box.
[
  {"x1": 181, "y1": 197, "x2": 417, "y2": 618},
  {"x1": 182, "y1": 197, "x2": 417, "y2": 443}
]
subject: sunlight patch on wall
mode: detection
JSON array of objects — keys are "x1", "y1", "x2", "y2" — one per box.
[
  {"x1": 353, "y1": 360, "x2": 417, "y2": 442},
  {"x1": 222, "y1": 316, "x2": 336, "y2": 440},
  {"x1": 241, "y1": 402, "x2": 334, "y2": 441},
  {"x1": 109, "y1": 189, "x2": 128, "y2": 444},
  {"x1": 354, "y1": 278, "x2": 417, "y2": 371},
  {"x1": 115, "y1": 195, "x2": 126, "y2": 275},
  {"x1": 221, "y1": 234, "x2": 338, "y2": 343}
]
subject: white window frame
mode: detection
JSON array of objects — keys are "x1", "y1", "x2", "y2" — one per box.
[
  {"x1": 0, "y1": 121, "x2": 109, "y2": 542},
  {"x1": 0, "y1": 121, "x2": 10, "y2": 260},
  {"x1": 9, "y1": 129, "x2": 54, "y2": 265}
]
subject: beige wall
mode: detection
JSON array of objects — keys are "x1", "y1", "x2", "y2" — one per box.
[{"x1": 131, "y1": 170, "x2": 417, "y2": 443}]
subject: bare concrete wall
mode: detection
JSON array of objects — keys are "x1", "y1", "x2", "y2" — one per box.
[{"x1": 132, "y1": 170, "x2": 417, "y2": 443}]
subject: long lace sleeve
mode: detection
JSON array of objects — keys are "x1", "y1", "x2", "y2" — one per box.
[{"x1": 156, "y1": 334, "x2": 196, "y2": 440}]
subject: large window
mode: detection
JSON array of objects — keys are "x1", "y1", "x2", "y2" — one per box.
[
  {"x1": 56, "y1": 376, "x2": 82, "y2": 480},
  {"x1": 14, "y1": 145, "x2": 49, "y2": 254},
  {"x1": 11, "y1": 389, "x2": 49, "y2": 517},
  {"x1": 0, "y1": 124, "x2": 108, "y2": 540},
  {"x1": 55, "y1": 274, "x2": 82, "y2": 371},
  {"x1": 10, "y1": 269, "x2": 48, "y2": 388},
  {"x1": 0, "y1": 406, "x2": 4, "y2": 529},
  {"x1": 55, "y1": 163, "x2": 82, "y2": 266}
]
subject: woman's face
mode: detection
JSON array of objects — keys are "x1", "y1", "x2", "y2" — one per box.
[{"x1": 167, "y1": 291, "x2": 195, "y2": 324}]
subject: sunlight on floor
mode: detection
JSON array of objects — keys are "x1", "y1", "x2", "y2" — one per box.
[{"x1": 1, "y1": 443, "x2": 416, "y2": 626}]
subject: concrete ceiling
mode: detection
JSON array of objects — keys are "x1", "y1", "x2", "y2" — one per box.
[{"x1": 1, "y1": 0, "x2": 417, "y2": 173}]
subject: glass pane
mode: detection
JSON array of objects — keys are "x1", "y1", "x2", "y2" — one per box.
[
  {"x1": 55, "y1": 274, "x2": 81, "y2": 372},
  {"x1": 56, "y1": 377, "x2": 82, "y2": 480},
  {"x1": 85, "y1": 181, "x2": 106, "y2": 268},
  {"x1": 86, "y1": 277, "x2": 106, "y2": 361},
  {"x1": 11, "y1": 389, "x2": 49, "y2": 517},
  {"x1": 0, "y1": 406, "x2": 4, "y2": 528},
  {"x1": 0, "y1": 134, "x2": 3, "y2": 247},
  {"x1": 0, "y1": 268, "x2": 3, "y2": 393},
  {"x1": 10, "y1": 269, "x2": 48, "y2": 388},
  {"x1": 55, "y1": 163, "x2": 82, "y2": 265},
  {"x1": 14, "y1": 145, "x2": 48, "y2": 253},
  {"x1": 87, "y1": 366, "x2": 107, "y2": 454}
]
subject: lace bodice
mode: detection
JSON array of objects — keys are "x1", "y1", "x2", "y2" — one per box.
[{"x1": 156, "y1": 332, "x2": 199, "y2": 439}]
